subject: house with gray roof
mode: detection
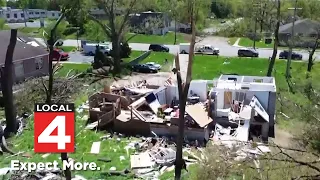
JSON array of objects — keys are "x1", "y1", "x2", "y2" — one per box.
[
  {"x1": 278, "y1": 19, "x2": 320, "y2": 48},
  {"x1": 0, "y1": 31, "x2": 49, "y2": 83}
]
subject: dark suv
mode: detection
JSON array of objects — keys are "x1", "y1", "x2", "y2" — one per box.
[
  {"x1": 149, "y1": 44, "x2": 169, "y2": 52},
  {"x1": 279, "y1": 50, "x2": 302, "y2": 60},
  {"x1": 238, "y1": 48, "x2": 259, "y2": 57}
]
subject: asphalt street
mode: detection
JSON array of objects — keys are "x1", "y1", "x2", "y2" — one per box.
[
  {"x1": 34, "y1": 36, "x2": 320, "y2": 63},
  {"x1": 6, "y1": 20, "x2": 49, "y2": 29}
]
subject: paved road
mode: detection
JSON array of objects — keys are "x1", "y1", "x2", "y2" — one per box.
[
  {"x1": 7, "y1": 20, "x2": 49, "y2": 29},
  {"x1": 34, "y1": 37, "x2": 320, "y2": 63}
]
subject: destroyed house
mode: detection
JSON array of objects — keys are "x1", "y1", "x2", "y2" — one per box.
[
  {"x1": 94, "y1": 80, "x2": 213, "y2": 142},
  {"x1": 209, "y1": 75, "x2": 276, "y2": 141}
]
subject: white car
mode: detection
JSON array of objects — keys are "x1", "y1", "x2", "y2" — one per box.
[
  {"x1": 196, "y1": 45, "x2": 219, "y2": 55},
  {"x1": 145, "y1": 62, "x2": 161, "y2": 70}
]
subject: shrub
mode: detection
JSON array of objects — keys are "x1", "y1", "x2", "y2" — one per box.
[
  {"x1": 92, "y1": 47, "x2": 114, "y2": 69},
  {"x1": 0, "y1": 18, "x2": 5, "y2": 30}
]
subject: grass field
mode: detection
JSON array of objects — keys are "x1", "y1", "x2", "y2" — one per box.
[
  {"x1": 238, "y1": 37, "x2": 274, "y2": 48},
  {"x1": 141, "y1": 52, "x2": 175, "y2": 71},
  {"x1": 54, "y1": 63, "x2": 91, "y2": 77},
  {"x1": 122, "y1": 50, "x2": 145, "y2": 63},
  {"x1": 59, "y1": 46, "x2": 77, "y2": 52},
  {"x1": 192, "y1": 55, "x2": 320, "y2": 131},
  {"x1": 126, "y1": 32, "x2": 188, "y2": 44},
  {"x1": 228, "y1": 37, "x2": 238, "y2": 45}
]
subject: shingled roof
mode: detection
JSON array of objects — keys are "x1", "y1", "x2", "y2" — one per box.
[
  {"x1": 279, "y1": 19, "x2": 320, "y2": 35},
  {"x1": 0, "y1": 30, "x2": 48, "y2": 65}
]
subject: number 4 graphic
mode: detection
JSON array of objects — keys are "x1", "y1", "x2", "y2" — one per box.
[{"x1": 38, "y1": 116, "x2": 71, "y2": 150}]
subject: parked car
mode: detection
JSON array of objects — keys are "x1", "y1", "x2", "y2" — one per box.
[
  {"x1": 149, "y1": 44, "x2": 169, "y2": 52},
  {"x1": 145, "y1": 62, "x2": 161, "y2": 70},
  {"x1": 196, "y1": 45, "x2": 220, "y2": 55},
  {"x1": 238, "y1": 48, "x2": 259, "y2": 57},
  {"x1": 132, "y1": 64, "x2": 158, "y2": 73},
  {"x1": 279, "y1": 50, "x2": 302, "y2": 60},
  {"x1": 52, "y1": 49, "x2": 69, "y2": 61}
]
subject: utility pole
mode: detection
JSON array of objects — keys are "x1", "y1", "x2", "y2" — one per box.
[{"x1": 286, "y1": 0, "x2": 302, "y2": 79}]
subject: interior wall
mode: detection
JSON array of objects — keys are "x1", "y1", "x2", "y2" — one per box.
[{"x1": 188, "y1": 80, "x2": 208, "y2": 102}]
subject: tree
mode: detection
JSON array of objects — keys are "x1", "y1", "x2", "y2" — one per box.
[
  {"x1": 174, "y1": 0, "x2": 198, "y2": 179},
  {"x1": 42, "y1": 12, "x2": 72, "y2": 180},
  {"x1": 307, "y1": 27, "x2": 320, "y2": 72},
  {"x1": 267, "y1": 0, "x2": 281, "y2": 77},
  {"x1": 88, "y1": 0, "x2": 147, "y2": 75},
  {"x1": 1, "y1": 30, "x2": 18, "y2": 138}
]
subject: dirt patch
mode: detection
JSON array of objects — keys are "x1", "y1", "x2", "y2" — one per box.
[{"x1": 271, "y1": 125, "x2": 294, "y2": 148}]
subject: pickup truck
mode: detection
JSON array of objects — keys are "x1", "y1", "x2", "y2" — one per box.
[{"x1": 195, "y1": 45, "x2": 220, "y2": 55}]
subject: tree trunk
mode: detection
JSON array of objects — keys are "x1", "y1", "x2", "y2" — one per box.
[
  {"x1": 175, "y1": 1, "x2": 196, "y2": 179},
  {"x1": 307, "y1": 29, "x2": 319, "y2": 73},
  {"x1": 1, "y1": 29, "x2": 17, "y2": 138},
  {"x1": 61, "y1": 153, "x2": 72, "y2": 180},
  {"x1": 111, "y1": 37, "x2": 121, "y2": 75},
  {"x1": 174, "y1": 18, "x2": 177, "y2": 45},
  {"x1": 307, "y1": 39, "x2": 318, "y2": 72},
  {"x1": 266, "y1": 0, "x2": 280, "y2": 77},
  {"x1": 46, "y1": 30, "x2": 54, "y2": 104}
]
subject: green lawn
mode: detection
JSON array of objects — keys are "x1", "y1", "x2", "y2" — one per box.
[
  {"x1": 228, "y1": 37, "x2": 239, "y2": 45},
  {"x1": 59, "y1": 46, "x2": 77, "y2": 52},
  {"x1": 55, "y1": 63, "x2": 91, "y2": 77},
  {"x1": 141, "y1": 52, "x2": 175, "y2": 71},
  {"x1": 192, "y1": 55, "x2": 320, "y2": 132},
  {"x1": 126, "y1": 32, "x2": 188, "y2": 44},
  {"x1": 238, "y1": 37, "x2": 274, "y2": 48},
  {"x1": 122, "y1": 50, "x2": 145, "y2": 63}
]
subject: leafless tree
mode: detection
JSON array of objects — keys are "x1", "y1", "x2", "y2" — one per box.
[
  {"x1": 1, "y1": 29, "x2": 17, "y2": 137},
  {"x1": 174, "y1": 0, "x2": 196, "y2": 179},
  {"x1": 267, "y1": 0, "x2": 281, "y2": 77}
]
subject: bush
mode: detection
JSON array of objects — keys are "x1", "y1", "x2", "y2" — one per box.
[
  {"x1": 246, "y1": 32, "x2": 262, "y2": 41},
  {"x1": 216, "y1": 19, "x2": 253, "y2": 37},
  {"x1": 120, "y1": 42, "x2": 132, "y2": 58},
  {"x1": 0, "y1": 18, "x2": 5, "y2": 30},
  {"x1": 92, "y1": 47, "x2": 114, "y2": 69}
]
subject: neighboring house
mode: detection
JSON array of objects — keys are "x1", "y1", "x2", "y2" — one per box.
[
  {"x1": 0, "y1": 31, "x2": 49, "y2": 83},
  {"x1": 278, "y1": 19, "x2": 320, "y2": 47},
  {"x1": 90, "y1": 7, "x2": 122, "y2": 19},
  {"x1": 129, "y1": 11, "x2": 170, "y2": 35},
  {"x1": 0, "y1": 7, "x2": 61, "y2": 23},
  {"x1": 209, "y1": 75, "x2": 276, "y2": 141}
]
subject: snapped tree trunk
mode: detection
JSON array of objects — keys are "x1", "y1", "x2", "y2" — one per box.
[
  {"x1": 1, "y1": 29, "x2": 17, "y2": 138},
  {"x1": 175, "y1": 1, "x2": 196, "y2": 178},
  {"x1": 307, "y1": 36, "x2": 319, "y2": 72},
  {"x1": 266, "y1": 0, "x2": 280, "y2": 77}
]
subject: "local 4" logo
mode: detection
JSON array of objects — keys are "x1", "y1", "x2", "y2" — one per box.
[{"x1": 34, "y1": 103, "x2": 75, "y2": 153}]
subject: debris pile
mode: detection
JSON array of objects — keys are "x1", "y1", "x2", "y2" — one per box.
[{"x1": 127, "y1": 137, "x2": 199, "y2": 179}]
